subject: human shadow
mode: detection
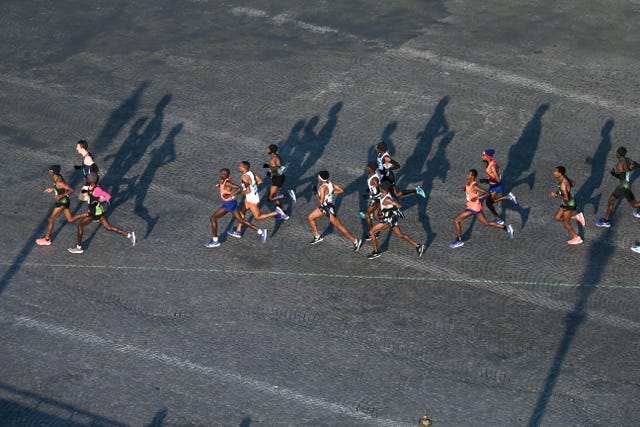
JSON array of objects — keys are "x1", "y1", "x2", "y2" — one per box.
[
  {"x1": 269, "y1": 102, "x2": 342, "y2": 236},
  {"x1": 135, "y1": 123, "x2": 182, "y2": 238},
  {"x1": 2, "y1": 83, "x2": 146, "y2": 295},
  {"x1": 501, "y1": 104, "x2": 549, "y2": 228},
  {"x1": 573, "y1": 119, "x2": 613, "y2": 216},
  {"x1": 81, "y1": 94, "x2": 176, "y2": 247},
  {"x1": 145, "y1": 407, "x2": 168, "y2": 427},
  {"x1": 396, "y1": 96, "x2": 453, "y2": 250},
  {"x1": 0, "y1": 381, "x2": 127, "y2": 426},
  {"x1": 528, "y1": 229, "x2": 613, "y2": 426},
  {"x1": 279, "y1": 102, "x2": 343, "y2": 198},
  {"x1": 239, "y1": 416, "x2": 252, "y2": 427}
]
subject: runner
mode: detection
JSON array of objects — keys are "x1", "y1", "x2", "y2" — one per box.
[
  {"x1": 308, "y1": 170, "x2": 362, "y2": 251},
  {"x1": 479, "y1": 149, "x2": 517, "y2": 224},
  {"x1": 596, "y1": 146, "x2": 640, "y2": 227},
  {"x1": 35, "y1": 165, "x2": 76, "y2": 246},
  {"x1": 551, "y1": 166, "x2": 585, "y2": 245},
  {"x1": 205, "y1": 168, "x2": 266, "y2": 248},
  {"x1": 359, "y1": 162, "x2": 382, "y2": 240},
  {"x1": 375, "y1": 141, "x2": 426, "y2": 199},
  {"x1": 230, "y1": 161, "x2": 287, "y2": 238},
  {"x1": 74, "y1": 140, "x2": 100, "y2": 202},
  {"x1": 67, "y1": 172, "x2": 135, "y2": 253},
  {"x1": 449, "y1": 169, "x2": 514, "y2": 248},
  {"x1": 263, "y1": 144, "x2": 296, "y2": 209},
  {"x1": 366, "y1": 181, "x2": 425, "y2": 259}
]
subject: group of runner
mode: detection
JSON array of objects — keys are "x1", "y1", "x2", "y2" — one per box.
[
  {"x1": 35, "y1": 140, "x2": 136, "y2": 253},
  {"x1": 37, "y1": 140, "x2": 640, "y2": 256}
]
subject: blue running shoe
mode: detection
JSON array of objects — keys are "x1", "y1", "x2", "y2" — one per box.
[
  {"x1": 634, "y1": 208, "x2": 640, "y2": 218},
  {"x1": 259, "y1": 229, "x2": 268, "y2": 244},
  {"x1": 275, "y1": 206, "x2": 289, "y2": 220},
  {"x1": 227, "y1": 230, "x2": 241, "y2": 238},
  {"x1": 416, "y1": 185, "x2": 426, "y2": 198},
  {"x1": 494, "y1": 218, "x2": 504, "y2": 225},
  {"x1": 449, "y1": 239, "x2": 464, "y2": 248},
  {"x1": 595, "y1": 218, "x2": 611, "y2": 228},
  {"x1": 506, "y1": 224, "x2": 514, "y2": 239},
  {"x1": 204, "y1": 239, "x2": 220, "y2": 248}
]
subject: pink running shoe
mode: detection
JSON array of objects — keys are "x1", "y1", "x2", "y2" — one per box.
[
  {"x1": 575, "y1": 212, "x2": 585, "y2": 227},
  {"x1": 567, "y1": 236, "x2": 583, "y2": 245},
  {"x1": 35, "y1": 238, "x2": 51, "y2": 246}
]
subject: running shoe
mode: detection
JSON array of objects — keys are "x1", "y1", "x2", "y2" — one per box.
[
  {"x1": 259, "y1": 229, "x2": 268, "y2": 244},
  {"x1": 595, "y1": 218, "x2": 611, "y2": 228},
  {"x1": 494, "y1": 218, "x2": 505, "y2": 226},
  {"x1": 633, "y1": 208, "x2": 640, "y2": 218},
  {"x1": 35, "y1": 238, "x2": 52, "y2": 246},
  {"x1": 358, "y1": 211, "x2": 366, "y2": 219},
  {"x1": 575, "y1": 212, "x2": 585, "y2": 227},
  {"x1": 204, "y1": 239, "x2": 220, "y2": 248},
  {"x1": 416, "y1": 244, "x2": 425, "y2": 257},
  {"x1": 353, "y1": 238, "x2": 363, "y2": 252},
  {"x1": 449, "y1": 239, "x2": 464, "y2": 248},
  {"x1": 506, "y1": 224, "x2": 514, "y2": 239},
  {"x1": 68, "y1": 245, "x2": 84, "y2": 254},
  {"x1": 288, "y1": 189, "x2": 297, "y2": 203},
  {"x1": 397, "y1": 210, "x2": 406, "y2": 219},
  {"x1": 310, "y1": 235, "x2": 323, "y2": 245},
  {"x1": 568, "y1": 236, "x2": 583, "y2": 245},
  {"x1": 367, "y1": 250, "x2": 382, "y2": 259},
  {"x1": 507, "y1": 192, "x2": 518, "y2": 205},
  {"x1": 275, "y1": 206, "x2": 289, "y2": 220},
  {"x1": 128, "y1": 231, "x2": 136, "y2": 247},
  {"x1": 415, "y1": 186, "x2": 426, "y2": 198},
  {"x1": 227, "y1": 230, "x2": 242, "y2": 238},
  {"x1": 631, "y1": 245, "x2": 640, "y2": 253}
]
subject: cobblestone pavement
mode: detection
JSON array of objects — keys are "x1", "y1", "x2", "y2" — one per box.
[{"x1": 1, "y1": 1, "x2": 639, "y2": 426}]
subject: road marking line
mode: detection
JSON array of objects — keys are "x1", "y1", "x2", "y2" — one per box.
[
  {"x1": 2, "y1": 261, "x2": 637, "y2": 290},
  {"x1": 5, "y1": 314, "x2": 408, "y2": 427}
]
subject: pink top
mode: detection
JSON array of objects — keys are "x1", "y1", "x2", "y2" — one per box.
[
  {"x1": 91, "y1": 186, "x2": 112, "y2": 202},
  {"x1": 465, "y1": 180, "x2": 482, "y2": 212}
]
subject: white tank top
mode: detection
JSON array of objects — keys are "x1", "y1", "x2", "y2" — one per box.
[
  {"x1": 321, "y1": 181, "x2": 334, "y2": 205},
  {"x1": 243, "y1": 171, "x2": 260, "y2": 204}
]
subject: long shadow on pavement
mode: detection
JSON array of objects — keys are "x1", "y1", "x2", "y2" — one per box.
[
  {"x1": 501, "y1": 104, "x2": 549, "y2": 229},
  {"x1": 0, "y1": 83, "x2": 147, "y2": 295},
  {"x1": 527, "y1": 133, "x2": 614, "y2": 426}
]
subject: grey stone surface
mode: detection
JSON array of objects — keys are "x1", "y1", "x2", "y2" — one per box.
[{"x1": 0, "y1": 1, "x2": 639, "y2": 426}]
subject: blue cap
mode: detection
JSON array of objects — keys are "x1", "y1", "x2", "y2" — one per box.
[{"x1": 483, "y1": 149, "x2": 495, "y2": 158}]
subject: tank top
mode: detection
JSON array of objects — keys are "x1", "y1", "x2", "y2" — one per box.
[
  {"x1": 377, "y1": 151, "x2": 391, "y2": 177},
  {"x1": 465, "y1": 180, "x2": 482, "y2": 211},
  {"x1": 82, "y1": 152, "x2": 95, "y2": 178},
  {"x1": 53, "y1": 176, "x2": 69, "y2": 204},
  {"x1": 243, "y1": 171, "x2": 260, "y2": 204},
  {"x1": 557, "y1": 178, "x2": 576, "y2": 207},
  {"x1": 367, "y1": 171, "x2": 382, "y2": 196},
  {"x1": 320, "y1": 181, "x2": 334, "y2": 206},
  {"x1": 219, "y1": 178, "x2": 234, "y2": 202},
  {"x1": 485, "y1": 159, "x2": 500, "y2": 184}
]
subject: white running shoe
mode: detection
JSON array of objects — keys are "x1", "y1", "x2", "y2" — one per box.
[
  {"x1": 288, "y1": 189, "x2": 297, "y2": 203},
  {"x1": 128, "y1": 231, "x2": 136, "y2": 247},
  {"x1": 68, "y1": 245, "x2": 84, "y2": 254},
  {"x1": 507, "y1": 192, "x2": 518, "y2": 205}
]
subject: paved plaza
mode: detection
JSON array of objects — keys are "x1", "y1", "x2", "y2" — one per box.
[{"x1": 1, "y1": 1, "x2": 639, "y2": 425}]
